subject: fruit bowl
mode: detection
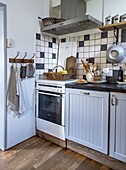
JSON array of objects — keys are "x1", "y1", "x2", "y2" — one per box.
[{"x1": 43, "y1": 65, "x2": 73, "y2": 80}]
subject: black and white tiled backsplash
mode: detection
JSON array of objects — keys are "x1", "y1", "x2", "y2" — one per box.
[{"x1": 35, "y1": 29, "x2": 126, "y2": 79}]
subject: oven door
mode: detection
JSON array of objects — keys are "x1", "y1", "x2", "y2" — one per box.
[{"x1": 36, "y1": 90, "x2": 65, "y2": 126}]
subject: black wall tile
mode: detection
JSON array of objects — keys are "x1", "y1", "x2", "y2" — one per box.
[
  {"x1": 61, "y1": 38, "x2": 66, "y2": 43},
  {"x1": 52, "y1": 53, "x2": 56, "y2": 59},
  {"x1": 52, "y1": 38, "x2": 56, "y2": 43},
  {"x1": 36, "y1": 63, "x2": 44, "y2": 69},
  {"x1": 36, "y1": 33, "x2": 41, "y2": 40},
  {"x1": 79, "y1": 41, "x2": 84, "y2": 47},
  {"x1": 76, "y1": 53, "x2": 79, "y2": 58},
  {"x1": 84, "y1": 34, "x2": 90, "y2": 41},
  {"x1": 101, "y1": 32, "x2": 108, "y2": 38},
  {"x1": 121, "y1": 29, "x2": 126, "y2": 42},
  {"x1": 40, "y1": 52, "x2": 44, "y2": 58},
  {"x1": 86, "y1": 58, "x2": 94, "y2": 64},
  {"x1": 101, "y1": 44, "x2": 107, "y2": 51},
  {"x1": 49, "y1": 42, "x2": 52, "y2": 48},
  {"x1": 48, "y1": 69, "x2": 52, "y2": 72}
]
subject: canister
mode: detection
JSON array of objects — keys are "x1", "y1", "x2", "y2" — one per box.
[
  {"x1": 112, "y1": 14, "x2": 120, "y2": 24},
  {"x1": 105, "y1": 15, "x2": 112, "y2": 25},
  {"x1": 120, "y1": 13, "x2": 126, "y2": 22}
]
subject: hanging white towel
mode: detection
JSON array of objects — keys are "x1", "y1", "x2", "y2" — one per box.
[{"x1": 16, "y1": 64, "x2": 26, "y2": 117}]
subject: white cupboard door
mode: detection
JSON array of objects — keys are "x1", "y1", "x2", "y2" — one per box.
[
  {"x1": 65, "y1": 89, "x2": 109, "y2": 154},
  {"x1": 110, "y1": 92, "x2": 126, "y2": 163}
]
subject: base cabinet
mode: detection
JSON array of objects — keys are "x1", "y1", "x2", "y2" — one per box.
[
  {"x1": 110, "y1": 92, "x2": 126, "y2": 163},
  {"x1": 65, "y1": 88, "x2": 109, "y2": 154}
]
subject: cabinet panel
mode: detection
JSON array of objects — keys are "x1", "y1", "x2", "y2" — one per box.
[
  {"x1": 110, "y1": 92, "x2": 126, "y2": 163},
  {"x1": 66, "y1": 89, "x2": 109, "y2": 154}
]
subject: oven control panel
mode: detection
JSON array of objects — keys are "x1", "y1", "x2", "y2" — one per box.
[{"x1": 36, "y1": 84, "x2": 65, "y2": 94}]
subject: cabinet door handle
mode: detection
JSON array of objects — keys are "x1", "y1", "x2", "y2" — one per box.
[
  {"x1": 111, "y1": 97, "x2": 117, "y2": 106},
  {"x1": 111, "y1": 97, "x2": 115, "y2": 106},
  {"x1": 80, "y1": 92, "x2": 90, "y2": 95}
]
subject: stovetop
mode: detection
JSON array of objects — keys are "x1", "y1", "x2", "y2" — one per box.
[{"x1": 36, "y1": 79, "x2": 76, "y2": 85}]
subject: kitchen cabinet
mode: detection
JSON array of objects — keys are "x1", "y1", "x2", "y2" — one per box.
[
  {"x1": 65, "y1": 88, "x2": 109, "y2": 154},
  {"x1": 110, "y1": 92, "x2": 126, "y2": 163}
]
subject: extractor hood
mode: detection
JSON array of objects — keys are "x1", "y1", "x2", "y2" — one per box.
[{"x1": 41, "y1": 0, "x2": 103, "y2": 36}]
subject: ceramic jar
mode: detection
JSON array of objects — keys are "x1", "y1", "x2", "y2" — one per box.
[
  {"x1": 120, "y1": 13, "x2": 126, "y2": 22},
  {"x1": 112, "y1": 14, "x2": 120, "y2": 24},
  {"x1": 105, "y1": 15, "x2": 112, "y2": 25}
]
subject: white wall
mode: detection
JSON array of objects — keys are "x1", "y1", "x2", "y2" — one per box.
[
  {"x1": 0, "y1": 0, "x2": 49, "y2": 150},
  {"x1": 0, "y1": 4, "x2": 6, "y2": 150},
  {"x1": 104, "y1": 0, "x2": 126, "y2": 19},
  {"x1": 1, "y1": 0, "x2": 49, "y2": 59}
]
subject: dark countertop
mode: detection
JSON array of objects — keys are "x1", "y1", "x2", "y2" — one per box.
[{"x1": 65, "y1": 82, "x2": 126, "y2": 93}]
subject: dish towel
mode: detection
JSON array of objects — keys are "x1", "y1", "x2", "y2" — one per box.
[
  {"x1": 7, "y1": 65, "x2": 26, "y2": 117},
  {"x1": 7, "y1": 65, "x2": 18, "y2": 114}
]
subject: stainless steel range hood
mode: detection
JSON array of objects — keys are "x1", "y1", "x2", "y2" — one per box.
[{"x1": 41, "y1": 0, "x2": 103, "y2": 36}]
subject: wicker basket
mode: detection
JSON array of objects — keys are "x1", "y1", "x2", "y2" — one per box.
[
  {"x1": 38, "y1": 17, "x2": 65, "y2": 27},
  {"x1": 42, "y1": 17, "x2": 57, "y2": 26},
  {"x1": 43, "y1": 66, "x2": 73, "y2": 80}
]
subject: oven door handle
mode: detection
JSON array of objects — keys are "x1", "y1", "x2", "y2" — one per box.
[{"x1": 37, "y1": 91, "x2": 61, "y2": 97}]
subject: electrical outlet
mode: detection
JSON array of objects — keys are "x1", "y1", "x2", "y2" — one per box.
[{"x1": 6, "y1": 38, "x2": 13, "y2": 48}]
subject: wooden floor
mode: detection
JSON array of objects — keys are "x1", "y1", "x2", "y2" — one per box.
[{"x1": 0, "y1": 136, "x2": 114, "y2": 170}]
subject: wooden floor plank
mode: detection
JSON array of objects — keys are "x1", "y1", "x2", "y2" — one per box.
[
  {"x1": 0, "y1": 137, "x2": 114, "y2": 170},
  {"x1": 76, "y1": 158, "x2": 102, "y2": 170}
]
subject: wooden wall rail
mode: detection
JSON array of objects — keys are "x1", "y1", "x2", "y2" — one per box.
[{"x1": 9, "y1": 58, "x2": 34, "y2": 63}]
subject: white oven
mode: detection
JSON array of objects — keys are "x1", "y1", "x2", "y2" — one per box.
[
  {"x1": 36, "y1": 79, "x2": 75, "y2": 140},
  {"x1": 36, "y1": 84, "x2": 65, "y2": 126}
]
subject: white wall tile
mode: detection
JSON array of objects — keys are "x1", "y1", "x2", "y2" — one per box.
[
  {"x1": 78, "y1": 53, "x2": 83, "y2": 59},
  {"x1": 90, "y1": 46, "x2": 95, "y2": 52},
  {"x1": 45, "y1": 47, "x2": 49, "y2": 52},
  {"x1": 95, "y1": 39, "x2": 101, "y2": 45},
  {"x1": 79, "y1": 35, "x2": 84, "y2": 41},
  {"x1": 95, "y1": 45, "x2": 100, "y2": 51},
  {"x1": 78, "y1": 47, "x2": 84, "y2": 53},
  {"x1": 95, "y1": 57, "x2": 101, "y2": 63},
  {"x1": 49, "y1": 48, "x2": 52, "y2": 53},
  {"x1": 41, "y1": 40, "x2": 45, "y2": 46},
  {"x1": 89, "y1": 52, "x2": 95, "y2": 58},
  {"x1": 84, "y1": 46, "x2": 89, "y2": 52},
  {"x1": 101, "y1": 57, "x2": 107, "y2": 63},
  {"x1": 83, "y1": 52, "x2": 89, "y2": 58},
  {"x1": 36, "y1": 46, "x2": 41, "y2": 52},
  {"x1": 96, "y1": 33, "x2": 101, "y2": 39},
  {"x1": 101, "y1": 51, "x2": 107, "y2": 58},
  {"x1": 45, "y1": 53, "x2": 49, "y2": 59},
  {"x1": 95, "y1": 51, "x2": 101, "y2": 58},
  {"x1": 107, "y1": 37, "x2": 114, "y2": 44},
  {"x1": 90, "y1": 40, "x2": 95, "y2": 46},
  {"x1": 101, "y1": 38, "x2": 107, "y2": 44},
  {"x1": 108, "y1": 31, "x2": 114, "y2": 37},
  {"x1": 84, "y1": 41, "x2": 90, "y2": 46},
  {"x1": 36, "y1": 40, "x2": 41, "y2": 46},
  {"x1": 90, "y1": 34, "x2": 96, "y2": 40},
  {"x1": 45, "y1": 41, "x2": 48, "y2": 47}
]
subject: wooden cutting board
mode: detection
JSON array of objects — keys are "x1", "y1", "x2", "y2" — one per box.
[{"x1": 66, "y1": 56, "x2": 76, "y2": 79}]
